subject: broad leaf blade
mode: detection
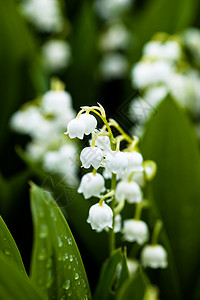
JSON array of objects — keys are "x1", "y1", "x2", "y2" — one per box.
[
  {"x1": 141, "y1": 97, "x2": 200, "y2": 298},
  {"x1": 0, "y1": 252, "x2": 44, "y2": 300},
  {"x1": 116, "y1": 268, "x2": 149, "y2": 300},
  {"x1": 94, "y1": 248, "x2": 129, "y2": 300},
  {"x1": 0, "y1": 215, "x2": 27, "y2": 275},
  {"x1": 30, "y1": 182, "x2": 91, "y2": 300}
]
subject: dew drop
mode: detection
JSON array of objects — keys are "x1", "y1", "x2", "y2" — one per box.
[
  {"x1": 77, "y1": 280, "x2": 81, "y2": 285},
  {"x1": 39, "y1": 224, "x2": 48, "y2": 238},
  {"x1": 46, "y1": 258, "x2": 52, "y2": 268},
  {"x1": 68, "y1": 264, "x2": 72, "y2": 270},
  {"x1": 67, "y1": 238, "x2": 72, "y2": 245},
  {"x1": 57, "y1": 253, "x2": 62, "y2": 261},
  {"x1": 46, "y1": 270, "x2": 53, "y2": 288},
  {"x1": 4, "y1": 249, "x2": 10, "y2": 256},
  {"x1": 58, "y1": 236, "x2": 63, "y2": 248},
  {"x1": 38, "y1": 210, "x2": 44, "y2": 218},
  {"x1": 3, "y1": 237, "x2": 6, "y2": 241},
  {"x1": 69, "y1": 255, "x2": 73, "y2": 262},
  {"x1": 63, "y1": 279, "x2": 70, "y2": 290},
  {"x1": 74, "y1": 273, "x2": 79, "y2": 280},
  {"x1": 38, "y1": 248, "x2": 46, "y2": 261},
  {"x1": 63, "y1": 253, "x2": 68, "y2": 261},
  {"x1": 68, "y1": 291, "x2": 72, "y2": 297}
]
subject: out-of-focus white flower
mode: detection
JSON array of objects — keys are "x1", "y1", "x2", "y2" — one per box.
[
  {"x1": 132, "y1": 60, "x2": 173, "y2": 89},
  {"x1": 125, "y1": 151, "x2": 143, "y2": 173},
  {"x1": 66, "y1": 118, "x2": 86, "y2": 139},
  {"x1": 115, "y1": 180, "x2": 142, "y2": 203},
  {"x1": 127, "y1": 258, "x2": 139, "y2": 276},
  {"x1": 80, "y1": 147, "x2": 103, "y2": 169},
  {"x1": 183, "y1": 28, "x2": 200, "y2": 65},
  {"x1": 10, "y1": 106, "x2": 44, "y2": 136},
  {"x1": 143, "y1": 40, "x2": 181, "y2": 61},
  {"x1": 43, "y1": 144, "x2": 78, "y2": 186},
  {"x1": 99, "y1": 23, "x2": 130, "y2": 51},
  {"x1": 42, "y1": 40, "x2": 71, "y2": 72},
  {"x1": 78, "y1": 172, "x2": 105, "y2": 199},
  {"x1": 95, "y1": 0, "x2": 133, "y2": 19},
  {"x1": 122, "y1": 219, "x2": 149, "y2": 244},
  {"x1": 20, "y1": 0, "x2": 64, "y2": 32},
  {"x1": 100, "y1": 53, "x2": 128, "y2": 79},
  {"x1": 131, "y1": 171, "x2": 145, "y2": 187},
  {"x1": 87, "y1": 201, "x2": 113, "y2": 230},
  {"x1": 114, "y1": 214, "x2": 122, "y2": 233},
  {"x1": 79, "y1": 113, "x2": 97, "y2": 135},
  {"x1": 143, "y1": 86, "x2": 168, "y2": 107},
  {"x1": 105, "y1": 150, "x2": 128, "y2": 174},
  {"x1": 141, "y1": 244, "x2": 168, "y2": 269},
  {"x1": 41, "y1": 90, "x2": 72, "y2": 115},
  {"x1": 26, "y1": 142, "x2": 47, "y2": 161}
]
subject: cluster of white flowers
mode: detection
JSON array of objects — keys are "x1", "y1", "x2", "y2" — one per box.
[
  {"x1": 10, "y1": 79, "x2": 79, "y2": 186},
  {"x1": 130, "y1": 29, "x2": 200, "y2": 136},
  {"x1": 42, "y1": 40, "x2": 71, "y2": 73},
  {"x1": 94, "y1": 0, "x2": 133, "y2": 79},
  {"x1": 20, "y1": 0, "x2": 64, "y2": 33},
  {"x1": 66, "y1": 103, "x2": 167, "y2": 269}
]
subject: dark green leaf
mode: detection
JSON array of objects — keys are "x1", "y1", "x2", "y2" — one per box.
[
  {"x1": 141, "y1": 97, "x2": 200, "y2": 299},
  {"x1": 94, "y1": 248, "x2": 129, "y2": 300},
  {"x1": 116, "y1": 268, "x2": 149, "y2": 300},
  {"x1": 0, "y1": 215, "x2": 27, "y2": 275},
  {"x1": 30, "y1": 182, "x2": 91, "y2": 300},
  {"x1": 0, "y1": 252, "x2": 44, "y2": 300}
]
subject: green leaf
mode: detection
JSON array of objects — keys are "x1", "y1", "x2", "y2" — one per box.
[
  {"x1": 131, "y1": 0, "x2": 200, "y2": 61},
  {"x1": 30, "y1": 182, "x2": 91, "y2": 300},
  {"x1": 0, "y1": 252, "x2": 44, "y2": 300},
  {"x1": 94, "y1": 248, "x2": 129, "y2": 300},
  {"x1": 116, "y1": 268, "x2": 149, "y2": 300},
  {"x1": 140, "y1": 97, "x2": 200, "y2": 298},
  {"x1": 0, "y1": 215, "x2": 27, "y2": 275}
]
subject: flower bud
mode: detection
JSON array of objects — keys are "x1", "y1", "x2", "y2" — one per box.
[
  {"x1": 78, "y1": 172, "x2": 105, "y2": 199},
  {"x1": 87, "y1": 202, "x2": 113, "y2": 230},
  {"x1": 141, "y1": 244, "x2": 168, "y2": 269},
  {"x1": 122, "y1": 219, "x2": 149, "y2": 244},
  {"x1": 66, "y1": 118, "x2": 86, "y2": 139},
  {"x1": 80, "y1": 147, "x2": 103, "y2": 169},
  {"x1": 79, "y1": 113, "x2": 97, "y2": 135},
  {"x1": 115, "y1": 180, "x2": 142, "y2": 203},
  {"x1": 105, "y1": 150, "x2": 128, "y2": 174}
]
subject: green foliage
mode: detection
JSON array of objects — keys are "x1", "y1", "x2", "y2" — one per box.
[
  {"x1": 30, "y1": 182, "x2": 91, "y2": 300},
  {"x1": 0, "y1": 252, "x2": 44, "y2": 300},
  {"x1": 141, "y1": 96, "x2": 200, "y2": 299},
  {"x1": 116, "y1": 268, "x2": 149, "y2": 300},
  {"x1": 0, "y1": 215, "x2": 27, "y2": 275},
  {"x1": 94, "y1": 248, "x2": 129, "y2": 300},
  {"x1": 131, "y1": 0, "x2": 200, "y2": 60}
]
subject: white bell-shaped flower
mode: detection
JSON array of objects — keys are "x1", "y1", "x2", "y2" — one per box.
[
  {"x1": 115, "y1": 180, "x2": 142, "y2": 203},
  {"x1": 105, "y1": 150, "x2": 128, "y2": 174},
  {"x1": 122, "y1": 219, "x2": 149, "y2": 244},
  {"x1": 78, "y1": 172, "x2": 105, "y2": 199},
  {"x1": 141, "y1": 244, "x2": 168, "y2": 269},
  {"x1": 87, "y1": 202, "x2": 113, "y2": 230},
  {"x1": 80, "y1": 147, "x2": 103, "y2": 169},
  {"x1": 66, "y1": 118, "x2": 86, "y2": 139},
  {"x1": 126, "y1": 151, "x2": 143, "y2": 172},
  {"x1": 79, "y1": 113, "x2": 97, "y2": 135},
  {"x1": 95, "y1": 135, "x2": 111, "y2": 153},
  {"x1": 114, "y1": 214, "x2": 122, "y2": 233}
]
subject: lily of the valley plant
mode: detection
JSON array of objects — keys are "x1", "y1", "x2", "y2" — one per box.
[{"x1": 65, "y1": 103, "x2": 167, "y2": 269}]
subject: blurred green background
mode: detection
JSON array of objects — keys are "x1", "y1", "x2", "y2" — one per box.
[{"x1": 1, "y1": 0, "x2": 200, "y2": 299}]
